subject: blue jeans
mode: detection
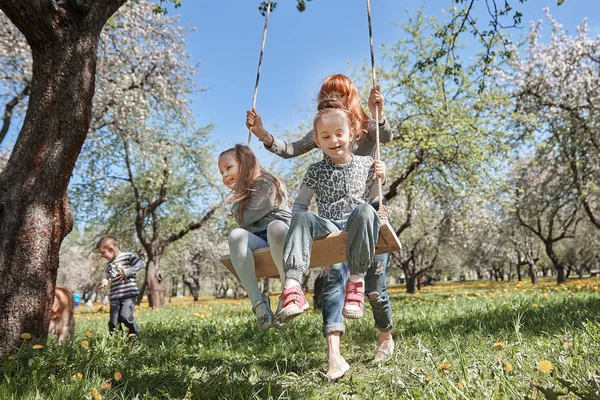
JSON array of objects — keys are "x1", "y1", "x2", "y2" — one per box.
[
  {"x1": 284, "y1": 204, "x2": 381, "y2": 282},
  {"x1": 321, "y1": 253, "x2": 393, "y2": 336}
]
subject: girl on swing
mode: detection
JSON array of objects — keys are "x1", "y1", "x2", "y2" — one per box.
[
  {"x1": 218, "y1": 144, "x2": 291, "y2": 330},
  {"x1": 247, "y1": 75, "x2": 394, "y2": 379}
]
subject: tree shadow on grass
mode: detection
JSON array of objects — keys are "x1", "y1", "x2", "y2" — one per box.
[
  {"x1": 110, "y1": 317, "x2": 327, "y2": 398},
  {"x1": 118, "y1": 355, "x2": 321, "y2": 399}
]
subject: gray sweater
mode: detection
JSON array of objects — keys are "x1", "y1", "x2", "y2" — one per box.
[
  {"x1": 232, "y1": 174, "x2": 292, "y2": 232},
  {"x1": 265, "y1": 118, "x2": 393, "y2": 159}
]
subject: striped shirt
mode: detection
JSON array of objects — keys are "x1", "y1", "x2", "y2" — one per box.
[{"x1": 104, "y1": 252, "x2": 145, "y2": 300}]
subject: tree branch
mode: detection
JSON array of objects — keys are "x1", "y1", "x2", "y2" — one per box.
[
  {"x1": 385, "y1": 153, "x2": 424, "y2": 201},
  {"x1": 161, "y1": 206, "x2": 217, "y2": 248},
  {"x1": 0, "y1": 82, "x2": 30, "y2": 145},
  {"x1": 0, "y1": 0, "x2": 57, "y2": 43}
]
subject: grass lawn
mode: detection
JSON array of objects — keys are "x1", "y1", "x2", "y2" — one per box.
[{"x1": 2, "y1": 278, "x2": 600, "y2": 399}]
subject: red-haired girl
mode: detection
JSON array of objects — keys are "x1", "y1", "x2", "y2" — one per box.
[
  {"x1": 218, "y1": 144, "x2": 291, "y2": 330},
  {"x1": 246, "y1": 73, "x2": 390, "y2": 158}
]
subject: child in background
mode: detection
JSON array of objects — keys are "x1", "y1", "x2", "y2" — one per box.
[
  {"x1": 219, "y1": 144, "x2": 291, "y2": 330},
  {"x1": 97, "y1": 236, "x2": 145, "y2": 336}
]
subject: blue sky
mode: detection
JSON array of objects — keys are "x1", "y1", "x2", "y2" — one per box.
[
  {"x1": 171, "y1": 0, "x2": 600, "y2": 165},
  {"x1": 2, "y1": 0, "x2": 599, "y2": 165}
]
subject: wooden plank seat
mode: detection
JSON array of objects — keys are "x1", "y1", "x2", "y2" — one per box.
[{"x1": 220, "y1": 220, "x2": 401, "y2": 280}]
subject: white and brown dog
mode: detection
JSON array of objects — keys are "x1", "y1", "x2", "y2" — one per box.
[{"x1": 48, "y1": 285, "x2": 75, "y2": 343}]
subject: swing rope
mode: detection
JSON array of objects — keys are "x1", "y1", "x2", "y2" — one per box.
[
  {"x1": 248, "y1": 0, "x2": 273, "y2": 146},
  {"x1": 366, "y1": 0, "x2": 390, "y2": 220}
]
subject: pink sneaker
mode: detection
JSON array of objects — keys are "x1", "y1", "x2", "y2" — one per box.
[
  {"x1": 342, "y1": 280, "x2": 365, "y2": 319},
  {"x1": 276, "y1": 286, "x2": 309, "y2": 323}
]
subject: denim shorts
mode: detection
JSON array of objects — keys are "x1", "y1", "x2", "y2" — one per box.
[{"x1": 251, "y1": 228, "x2": 268, "y2": 243}]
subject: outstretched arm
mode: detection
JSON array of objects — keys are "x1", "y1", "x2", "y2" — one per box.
[{"x1": 246, "y1": 109, "x2": 318, "y2": 158}]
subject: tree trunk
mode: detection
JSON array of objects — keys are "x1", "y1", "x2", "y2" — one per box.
[
  {"x1": 183, "y1": 274, "x2": 200, "y2": 301},
  {"x1": 313, "y1": 271, "x2": 325, "y2": 310},
  {"x1": 516, "y1": 263, "x2": 522, "y2": 282},
  {"x1": 146, "y1": 258, "x2": 165, "y2": 308},
  {"x1": 170, "y1": 275, "x2": 178, "y2": 300},
  {"x1": 545, "y1": 242, "x2": 566, "y2": 284},
  {"x1": 136, "y1": 278, "x2": 147, "y2": 305},
  {"x1": 301, "y1": 274, "x2": 311, "y2": 292},
  {"x1": 556, "y1": 266, "x2": 565, "y2": 284},
  {"x1": 0, "y1": 19, "x2": 109, "y2": 357},
  {"x1": 406, "y1": 275, "x2": 417, "y2": 294},
  {"x1": 528, "y1": 261, "x2": 538, "y2": 286},
  {"x1": 261, "y1": 277, "x2": 271, "y2": 296}
]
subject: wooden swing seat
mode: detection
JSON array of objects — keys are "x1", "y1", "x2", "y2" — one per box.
[{"x1": 220, "y1": 220, "x2": 401, "y2": 280}]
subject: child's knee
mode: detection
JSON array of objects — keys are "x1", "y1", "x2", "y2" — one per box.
[
  {"x1": 357, "y1": 203, "x2": 376, "y2": 219},
  {"x1": 267, "y1": 220, "x2": 288, "y2": 240},
  {"x1": 228, "y1": 228, "x2": 248, "y2": 246},
  {"x1": 367, "y1": 291, "x2": 381, "y2": 301},
  {"x1": 289, "y1": 212, "x2": 314, "y2": 228},
  {"x1": 367, "y1": 290, "x2": 388, "y2": 306}
]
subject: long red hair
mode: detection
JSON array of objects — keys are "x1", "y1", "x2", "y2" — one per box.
[
  {"x1": 318, "y1": 74, "x2": 369, "y2": 139},
  {"x1": 220, "y1": 144, "x2": 285, "y2": 221}
]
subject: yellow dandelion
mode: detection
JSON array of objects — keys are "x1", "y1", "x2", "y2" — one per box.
[
  {"x1": 492, "y1": 342, "x2": 506, "y2": 350},
  {"x1": 72, "y1": 373, "x2": 83, "y2": 381},
  {"x1": 425, "y1": 375, "x2": 432, "y2": 382},
  {"x1": 85, "y1": 331, "x2": 93, "y2": 338},
  {"x1": 563, "y1": 341, "x2": 573, "y2": 350},
  {"x1": 81, "y1": 340, "x2": 89, "y2": 349},
  {"x1": 436, "y1": 362, "x2": 452, "y2": 373},
  {"x1": 532, "y1": 303, "x2": 538, "y2": 308},
  {"x1": 91, "y1": 388, "x2": 102, "y2": 400},
  {"x1": 32, "y1": 344, "x2": 43, "y2": 349},
  {"x1": 457, "y1": 381, "x2": 464, "y2": 389},
  {"x1": 505, "y1": 362, "x2": 514, "y2": 373},
  {"x1": 7, "y1": 354, "x2": 16, "y2": 360},
  {"x1": 538, "y1": 360, "x2": 553, "y2": 373},
  {"x1": 55, "y1": 361, "x2": 61, "y2": 366},
  {"x1": 100, "y1": 383, "x2": 111, "y2": 391},
  {"x1": 20, "y1": 333, "x2": 31, "y2": 340},
  {"x1": 114, "y1": 371, "x2": 122, "y2": 381}
]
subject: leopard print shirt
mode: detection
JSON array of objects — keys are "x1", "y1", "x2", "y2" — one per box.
[{"x1": 302, "y1": 155, "x2": 376, "y2": 220}]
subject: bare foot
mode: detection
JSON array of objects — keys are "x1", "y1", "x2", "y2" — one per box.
[
  {"x1": 373, "y1": 338, "x2": 394, "y2": 363},
  {"x1": 326, "y1": 355, "x2": 350, "y2": 381}
]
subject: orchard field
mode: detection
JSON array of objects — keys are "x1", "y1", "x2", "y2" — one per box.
[{"x1": 3, "y1": 278, "x2": 600, "y2": 399}]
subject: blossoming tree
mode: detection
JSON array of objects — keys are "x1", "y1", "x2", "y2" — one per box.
[{"x1": 502, "y1": 10, "x2": 600, "y2": 231}]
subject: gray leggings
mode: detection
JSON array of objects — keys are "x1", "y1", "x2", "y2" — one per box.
[{"x1": 284, "y1": 204, "x2": 381, "y2": 282}]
